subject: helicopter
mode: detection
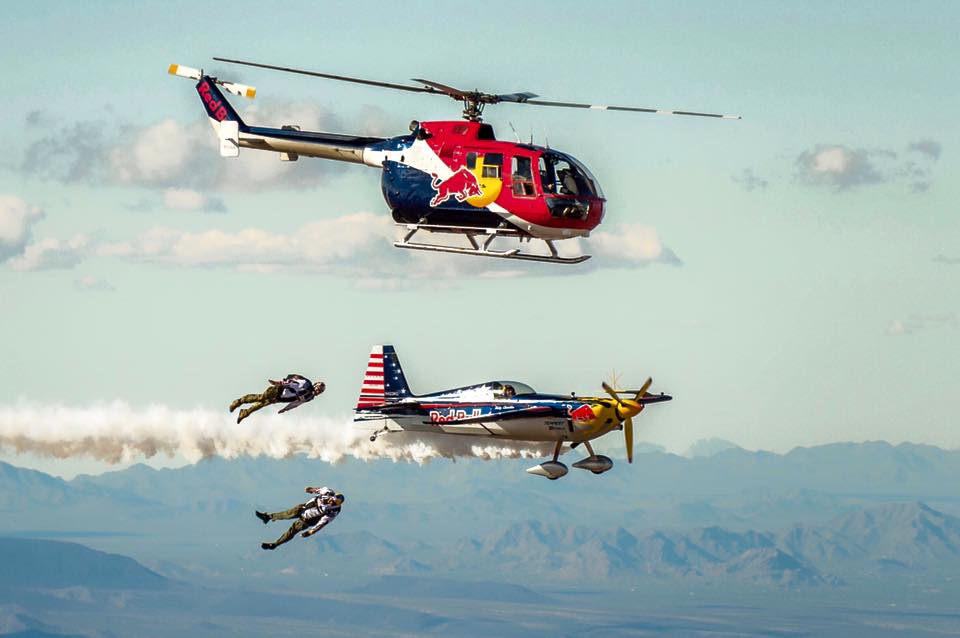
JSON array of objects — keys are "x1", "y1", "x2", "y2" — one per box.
[{"x1": 169, "y1": 57, "x2": 739, "y2": 264}]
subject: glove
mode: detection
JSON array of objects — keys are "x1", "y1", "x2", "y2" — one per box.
[{"x1": 301, "y1": 530, "x2": 313, "y2": 538}]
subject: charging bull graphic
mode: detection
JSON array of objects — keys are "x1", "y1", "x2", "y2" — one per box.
[
  {"x1": 569, "y1": 404, "x2": 596, "y2": 423},
  {"x1": 429, "y1": 167, "x2": 483, "y2": 207}
]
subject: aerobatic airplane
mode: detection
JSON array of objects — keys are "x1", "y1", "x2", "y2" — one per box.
[{"x1": 354, "y1": 345, "x2": 672, "y2": 479}]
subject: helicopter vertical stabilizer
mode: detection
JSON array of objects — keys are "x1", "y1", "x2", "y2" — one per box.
[{"x1": 195, "y1": 77, "x2": 247, "y2": 129}]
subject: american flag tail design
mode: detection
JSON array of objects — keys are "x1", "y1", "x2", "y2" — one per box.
[{"x1": 356, "y1": 345, "x2": 412, "y2": 409}]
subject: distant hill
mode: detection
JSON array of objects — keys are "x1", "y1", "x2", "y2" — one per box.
[
  {"x1": 0, "y1": 538, "x2": 167, "y2": 590},
  {"x1": 354, "y1": 575, "x2": 551, "y2": 603},
  {"x1": 685, "y1": 438, "x2": 741, "y2": 458}
]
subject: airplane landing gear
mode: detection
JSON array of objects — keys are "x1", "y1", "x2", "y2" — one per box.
[
  {"x1": 526, "y1": 440, "x2": 569, "y2": 479},
  {"x1": 368, "y1": 426, "x2": 389, "y2": 442},
  {"x1": 571, "y1": 441, "x2": 614, "y2": 475}
]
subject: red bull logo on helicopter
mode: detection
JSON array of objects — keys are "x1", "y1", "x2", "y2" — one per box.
[
  {"x1": 429, "y1": 167, "x2": 483, "y2": 207},
  {"x1": 429, "y1": 407, "x2": 483, "y2": 423},
  {"x1": 197, "y1": 81, "x2": 228, "y2": 122}
]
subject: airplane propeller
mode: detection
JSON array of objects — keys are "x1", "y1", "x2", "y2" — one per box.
[{"x1": 601, "y1": 377, "x2": 653, "y2": 464}]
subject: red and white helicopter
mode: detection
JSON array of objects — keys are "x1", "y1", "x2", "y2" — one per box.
[{"x1": 170, "y1": 57, "x2": 739, "y2": 264}]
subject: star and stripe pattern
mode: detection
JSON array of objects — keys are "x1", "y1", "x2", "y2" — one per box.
[
  {"x1": 356, "y1": 344, "x2": 413, "y2": 409},
  {"x1": 356, "y1": 346, "x2": 386, "y2": 409}
]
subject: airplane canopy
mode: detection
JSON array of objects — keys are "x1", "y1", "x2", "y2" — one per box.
[{"x1": 489, "y1": 380, "x2": 536, "y2": 396}]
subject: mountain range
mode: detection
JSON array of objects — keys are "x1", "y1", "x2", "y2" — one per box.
[{"x1": 2, "y1": 441, "x2": 959, "y2": 590}]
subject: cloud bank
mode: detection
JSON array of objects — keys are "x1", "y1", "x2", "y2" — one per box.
[
  {"x1": 20, "y1": 102, "x2": 367, "y2": 194},
  {"x1": 4, "y1": 190, "x2": 681, "y2": 281},
  {"x1": 793, "y1": 141, "x2": 944, "y2": 193},
  {"x1": 735, "y1": 140, "x2": 943, "y2": 194}
]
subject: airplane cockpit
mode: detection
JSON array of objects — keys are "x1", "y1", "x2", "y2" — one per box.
[
  {"x1": 489, "y1": 381, "x2": 536, "y2": 398},
  {"x1": 426, "y1": 380, "x2": 537, "y2": 400}
]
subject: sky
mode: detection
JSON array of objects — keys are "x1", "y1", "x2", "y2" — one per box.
[{"x1": 1, "y1": 1, "x2": 959, "y2": 476}]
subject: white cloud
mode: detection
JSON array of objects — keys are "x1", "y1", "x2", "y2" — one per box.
[
  {"x1": 0, "y1": 195, "x2": 44, "y2": 263},
  {"x1": 22, "y1": 101, "x2": 364, "y2": 193},
  {"x1": 795, "y1": 145, "x2": 883, "y2": 191},
  {"x1": 96, "y1": 213, "x2": 679, "y2": 281},
  {"x1": 111, "y1": 119, "x2": 196, "y2": 186},
  {"x1": 885, "y1": 315, "x2": 957, "y2": 336},
  {"x1": 589, "y1": 223, "x2": 681, "y2": 267},
  {"x1": 886, "y1": 319, "x2": 912, "y2": 336},
  {"x1": 162, "y1": 188, "x2": 226, "y2": 213},
  {"x1": 99, "y1": 211, "x2": 392, "y2": 271},
  {"x1": 75, "y1": 275, "x2": 115, "y2": 292},
  {"x1": 791, "y1": 140, "x2": 942, "y2": 193},
  {"x1": 8, "y1": 235, "x2": 88, "y2": 271}
]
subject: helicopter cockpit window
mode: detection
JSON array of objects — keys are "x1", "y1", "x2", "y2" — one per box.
[
  {"x1": 511, "y1": 156, "x2": 536, "y2": 197},
  {"x1": 540, "y1": 152, "x2": 599, "y2": 198},
  {"x1": 482, "y1": 153, "x2": 503, "y2": 179},
  {"x1": 466, "y1": 152, "x2": 477, "y2": 169}
]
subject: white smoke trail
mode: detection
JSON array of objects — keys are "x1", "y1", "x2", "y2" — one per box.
[{"x1": 0, "y1": 402, "x2": 554, "y2": 465}]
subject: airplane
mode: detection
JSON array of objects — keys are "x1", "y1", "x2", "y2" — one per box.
[
  {"x1": 168, "y1": 58, "x2": 739, "y2": 264},
  {"x1": 354, "y1": 345, "x2": 672, "y2": 479}
]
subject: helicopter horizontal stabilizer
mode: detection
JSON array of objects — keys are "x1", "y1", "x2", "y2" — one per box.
[{"x1": 168, "y1": 64, "x2": 256, "y2": 99}]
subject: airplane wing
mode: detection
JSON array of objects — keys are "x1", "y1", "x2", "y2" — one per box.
[{"x1": 422, "y1": 405, "x2": 558, "y2": 425}]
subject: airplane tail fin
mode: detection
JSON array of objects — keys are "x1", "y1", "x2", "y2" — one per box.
[{"x1": 356, "y1": 345, "x2": 413, "y2": 409}]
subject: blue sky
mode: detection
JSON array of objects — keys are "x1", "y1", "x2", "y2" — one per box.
[{"x1": 1, "y1": 1, "x2": 958, "y2": 475}]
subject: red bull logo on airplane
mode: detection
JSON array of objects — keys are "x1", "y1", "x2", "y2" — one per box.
[{"x1": 569, "y1": 404, "x2": 596, "y2": 423}]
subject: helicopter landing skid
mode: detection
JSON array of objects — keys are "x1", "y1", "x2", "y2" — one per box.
[{"x1": 394, "y1": 224, "x2": 591, "y2": 265}]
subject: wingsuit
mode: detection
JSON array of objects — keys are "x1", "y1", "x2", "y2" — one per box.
[
  {"x1": 256, "y1": 486, "x2": 344, "y2": 550},
  {"x1": 230, "y1": 374, "x2": 325, "y2": 423}
]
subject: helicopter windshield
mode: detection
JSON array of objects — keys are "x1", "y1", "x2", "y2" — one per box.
[{"x1": 539, "y1": 151, "x2": 603, "y2": 198}]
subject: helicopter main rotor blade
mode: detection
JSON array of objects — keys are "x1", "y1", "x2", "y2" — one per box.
[
  {"x1": 411, "y1": 79, "x2": 539, "y2": 105},
  {"x1": 411, "y1": 78, "x2": 471, "y2": 100},
  {"x1": 213, "y1": 57, "x2": 739, "y2": 121},
  {"x1": 522, "y1": 99, "x2": 741, "y2": 120},
  {"x1": 495, "y1": 91, "x2": 539, "y2": 103},
  {"x1": 213, "y1": 57, "x2": 439, "y2": 96}
]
